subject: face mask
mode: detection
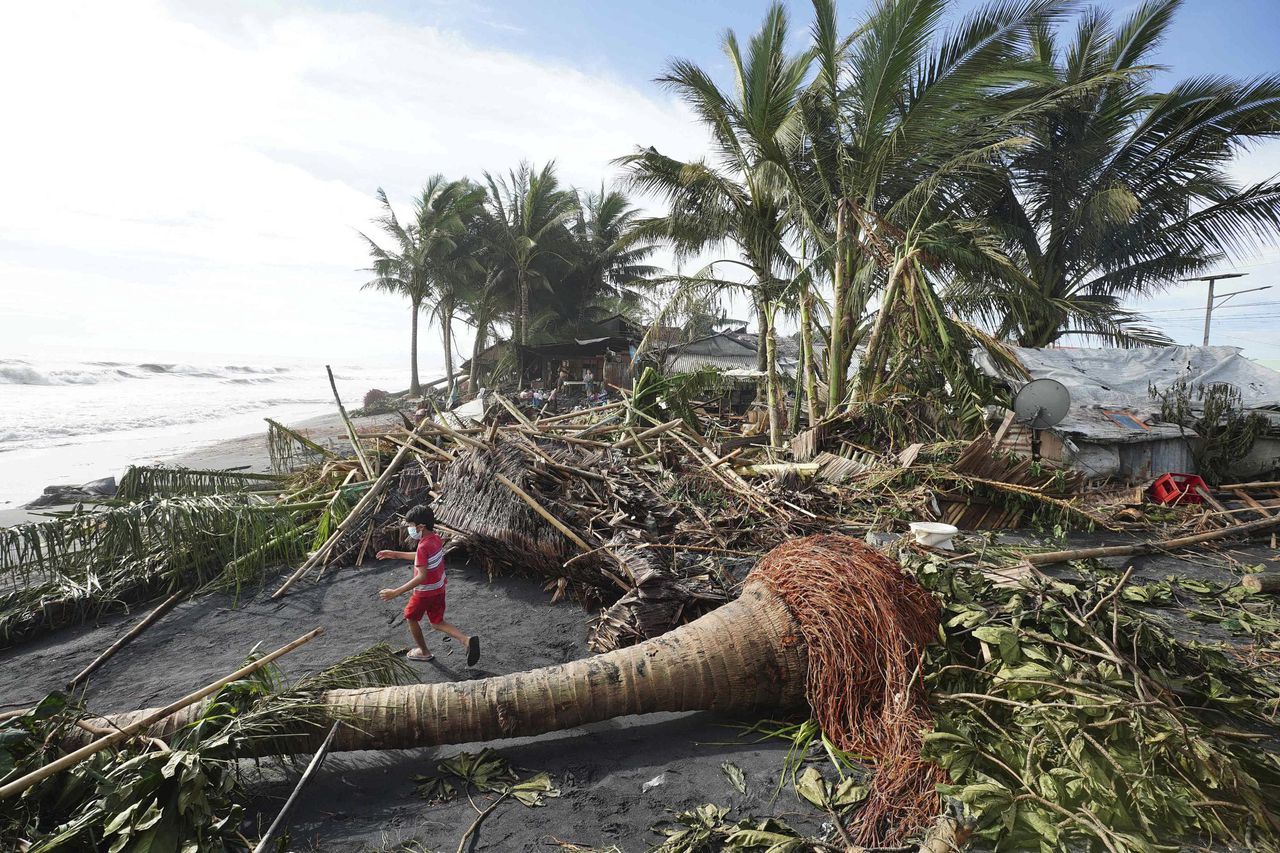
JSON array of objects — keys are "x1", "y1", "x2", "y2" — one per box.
[{"x1": 406, "y1": 525, "x2": 421, "y2": 540}]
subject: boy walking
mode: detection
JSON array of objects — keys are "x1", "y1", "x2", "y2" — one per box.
[{"x1": 377, "y1": 504, "x2": 481, "y2": 665}]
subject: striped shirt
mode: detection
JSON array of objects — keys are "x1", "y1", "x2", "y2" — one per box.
[{"x1": 413, "y1": 533, "x2": 446, "y2": 593}]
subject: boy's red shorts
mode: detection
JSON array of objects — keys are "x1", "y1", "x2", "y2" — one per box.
[{"x1": 404, "y1": 591, "x2": 446, "y2": 625}]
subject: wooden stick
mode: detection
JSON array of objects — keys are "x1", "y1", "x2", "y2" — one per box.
[
  {"x1": 493, "y1": 473, "x2": 594, "y2": 553},
  {"x1": 612, "y1": 418, "x2": 682, "y2": 450},
  {"x1": 1233, "y1": 489, "x2": 1275, "y2": 519},
  {"x1": 1218, "y1": 480, "x2": 1280, "y2": 491},
  {"x1": 1027, "y1": 513, "x2": 1280, "y2": 566},
  {"x1": 429, "y1": 411, "x2": 487, "y2": 450},
  {"x1": 535, "y1": 400, "x2": 622, "y2": 426},
  {"x1": 455, "y1": 791, "x2": 510, "y2": 853},
  {"x1": 493, "y1": 392, "x2": 534, "y2": 428},
  {"x1": 326, "y1": 365, "x2": 375, "y2": 480},
  {"x1": 0, "y1": 628, "x2": 323, "y2": 800},
  {"x1": 734, "y1": 462, "x2": 822, "y2": 477},
  {"x1": 251, "y1": 721, "x2": 341, "y2": 853},
  {"x1": 66, "y1": 591, "x2": 185, "y2": 689}
]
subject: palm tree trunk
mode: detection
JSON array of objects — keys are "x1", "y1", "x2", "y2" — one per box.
[
  {"x1": 826, "y1": 200, "x2": 847, "y2": 411},
  {"x1": 470, "y1": 320, "x2": 488, "y2": 392},
  {"x1": 409, "y1": 300, "x2": 422, "y2": 397},
  {"x1": 800, "y1": 281, "x2": 819, "y2": 425},
  {"x1": 754, "y1": 301, "x2": 769, "y2": 374},
  {"x1": 441, "y1": 306, "x2": 455, "y2": 401},
  {"x1": 764, "y1": 305, "x2": 783, "y2": 448},
  {"x1": 519, "y1": 271, "x2": 530, "y2": 346},
  {"x1": 859, "y1": 254, "x2": 908, "y2": 399},
  {"x1": 79, "y1": 585, "x2": 807, "y2": 755}
]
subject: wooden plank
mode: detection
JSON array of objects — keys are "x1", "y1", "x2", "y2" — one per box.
[{"x1": 1233, "y1": 488, "x2": 1275, "y2": 520}]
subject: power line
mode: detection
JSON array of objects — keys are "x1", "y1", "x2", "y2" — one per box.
[{"x1": 1141, "y1": 299, "x2": 1280, "y2": 314}]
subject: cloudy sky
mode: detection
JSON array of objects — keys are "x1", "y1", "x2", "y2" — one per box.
[{"x1": 1, "y1": 0, "x2": 1278, "y2": 371}]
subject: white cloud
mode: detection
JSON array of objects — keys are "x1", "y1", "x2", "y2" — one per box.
[{"x1": 0, "y1": 0, "x2": 706, "y2": 363}]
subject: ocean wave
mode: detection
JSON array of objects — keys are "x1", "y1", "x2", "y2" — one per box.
[
  {"x1": 224, "y1": 365, "x2": 290, "y2": 374},
  {"x1": 0, "y1": 365, "x2": 142, "y2": 385},
  {"x1": 0, "y1": 360, "x2": 296, "y2": 385}
]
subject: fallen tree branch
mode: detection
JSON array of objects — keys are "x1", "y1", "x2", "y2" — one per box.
[
  {"x1": 251, "y1": 720, "x2": 342, "y2": 853},
  {"x1": 1027, "y1": 512, "x2": 1280, "y2": 566},
  {"x1": 66, "y1": 590, "x2": 185, "y2": 689}
]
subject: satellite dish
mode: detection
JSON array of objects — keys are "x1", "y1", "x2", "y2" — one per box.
[{"x1": 1013, "y1": 378, "x2": 1070, "y2": 430}]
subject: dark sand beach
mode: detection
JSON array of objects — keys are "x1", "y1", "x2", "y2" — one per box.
[{"x1": 0, "y1": 416, "x2": 813, "y2": 851}]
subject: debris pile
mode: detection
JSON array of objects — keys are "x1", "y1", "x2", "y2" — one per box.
[{"x1": 4, "y1": 382, "x2": 1280, "y2": 852}]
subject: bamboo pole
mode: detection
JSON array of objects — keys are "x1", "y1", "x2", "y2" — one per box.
[
  {"x1": 264, "y1": 418, "x2": 338, "y2": 461},
  {"x1": 428, "y1": 411, "x2": 487, "y2": 450},
  {"x1": 535, "y1": 400, "x2": 623, "y2": 426},
  {"x1": 612, "y1": 418, "x2": 682, "y2": 450},
  {"x1": 66, "y1": 591, "x2": 185, "y2": 689},
  {"x1": 0, "y1": 628, "x2": 322, "y2": 800},
  {"x1": 493, "y1": 392, "x2": 534, "y2": 428},
  {"x1": 493, "y1": 473, "x2": 594, "y2": 553},
  {"x1": 1218, "y1": 480, "x2": 1280, "y2": 490},
  {"x1": 1026, "y1": 513, "x2": 1280, "y2": 567},
  {"x1": 326, "y1": 365, "x2": 375, "y2": 480},
  {"x1": 386, "y1": 431, "x2": 454, "y2": 462},
  {"x1": 251, "y1": 720, "x2": 341, "y2": 853},
  {"x1": 734, "y1": 463, "x2": 822, "y2": 477},
  {"x1": 272, "y1": 418, "x2": 431, "y2": 599}
]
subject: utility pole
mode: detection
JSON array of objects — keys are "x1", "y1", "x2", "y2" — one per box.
[{"x1": 1182, "y1": 272, "x2": 1271, "y2": 346}]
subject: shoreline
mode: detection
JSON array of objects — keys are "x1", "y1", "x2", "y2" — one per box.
[{"x1": 0, "y1": 409, "x2": 400, "y2": 528}]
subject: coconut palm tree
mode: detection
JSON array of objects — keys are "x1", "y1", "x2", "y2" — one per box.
[
  {"x1": 427, "y1": 183, "x2": 491, "y2": 394},
  {"x1": 618, "y1": 2, "x2": 811, "y2": 447},
  {"x1": 560, "y1": 186, "x2": 662, "y2": 325},
  {"x1": 482, "y1": 162, "x2": 581, "y2": 348},
  {"x1": 957, "y1": 0, "x2": 1280, "y2": 347},
  {"x1": 786, "y1": 0, "x2": 1068, "y2": 411},
  {"x1": 360, "y1": 177, "x2": 484, "y2": 396}
]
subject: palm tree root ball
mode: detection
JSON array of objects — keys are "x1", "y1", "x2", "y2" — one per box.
[{"x1": 82, "y1": 534, "x2": 942, "y2": 842}]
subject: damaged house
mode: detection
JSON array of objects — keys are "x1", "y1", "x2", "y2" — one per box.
[{"x1": 976, "y1": 345, "x2": 1280, "y2": 483}]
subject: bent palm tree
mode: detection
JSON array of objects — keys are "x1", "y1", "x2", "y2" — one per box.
[
  {"x1": 361, "y1": 177, "x2": 484, "y2": 396},
  {"x1": 618, "y1": 2, "x2": 810, "y2": 446},
  {"x1": 789, "y1": 0, "x2": 1068, "y2": 408},
  {"x1": 962, "y1": 0, "x2": 1280, "y2": 346},
  {"x1": 80, "y1": 535, "x2": 941, "y2": 843}
]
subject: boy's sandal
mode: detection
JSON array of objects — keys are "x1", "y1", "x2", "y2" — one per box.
[
  {"x1": 466, "y1": 636, "x2": 481, "y2": 666},
  {"x1": 406, "y1": 649, "x2": 434, "y2": 661}
]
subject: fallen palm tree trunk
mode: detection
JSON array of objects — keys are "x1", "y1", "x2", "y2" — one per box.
[{"x1": 72, "y1": 535, "x2": 942, "y2": 844}]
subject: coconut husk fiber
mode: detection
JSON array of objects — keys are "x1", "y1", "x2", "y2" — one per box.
[{"x1": 749, "y1": 534, "x2": 942, "y2": 845}]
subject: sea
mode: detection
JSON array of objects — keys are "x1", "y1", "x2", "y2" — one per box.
[{"x1": 0, "y1": 349, "x2": 418, "y2": 510}]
